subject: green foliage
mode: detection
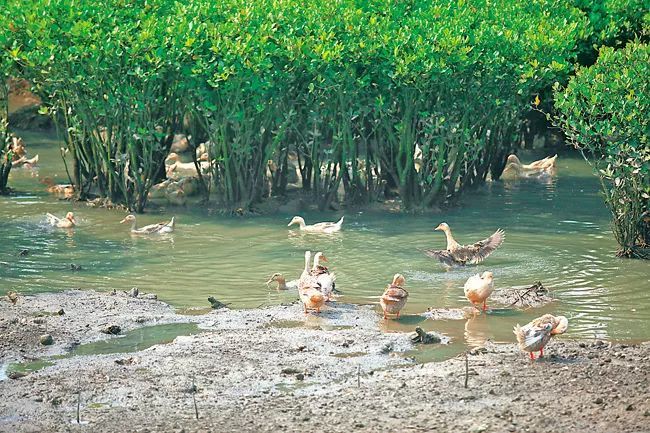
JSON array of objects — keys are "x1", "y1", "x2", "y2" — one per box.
[
  {"x1": 3, "y1": 0, "x2": 590, "y2": 209},
  {"x1": 7, "y1": 0, "x2": 191, "y2": 211},
  {"x1": 554, "y1": 42, "x2": 650, "y2": 257},
  {"x1": 571, "y1": 0, "x2": 650, "y2": 63},
  {"x1": 0, "y1": 11, "x2": 14, "y2": 194}
]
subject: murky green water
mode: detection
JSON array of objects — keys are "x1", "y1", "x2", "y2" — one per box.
[
  {"x1": 2, "y1": 130, "x2": 649, "y2": 355},
  {"x1": 4, "y1": 323, "x2": 200, "y2": 377}
]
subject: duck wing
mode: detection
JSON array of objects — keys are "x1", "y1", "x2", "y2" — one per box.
[
  {"x1": 381, "y1": 286, "x2": 408, "y2": 303},
  {"x1": 46, "y1": 213, "x2": 60, "y2": 226},
  {"x1": 140, "y1": 217, "x2": 175, "y2": 234},
  {"x1": 424, "y1": 249, "x2": 464, "y2": 266},
  {"x1": 460, "y1": 229, "x2": 505, "y2": 264},
  {"x1": 514, "y1": 322, "x2": 552, "y2": 351}
]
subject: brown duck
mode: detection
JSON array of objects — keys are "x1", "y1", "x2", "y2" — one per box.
[{"x1": 425, "y1": 222, "x2": 504, "y2": 266}]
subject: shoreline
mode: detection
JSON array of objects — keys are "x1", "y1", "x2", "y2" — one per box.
[{"x1": 1, "y1": 290, "x2": 649, "y2": 432}]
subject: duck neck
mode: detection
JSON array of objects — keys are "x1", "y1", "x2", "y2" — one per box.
[
  {"x1": 444, "y1": 229, "x2": 459, "y2": 250},
  {"x1": 303, "y1": 251, "x2": 312, "y2": 274},
  {"x1": 276, "y1": 277, "x2": 287, "y2": 290},
  {"x1": 312, "y1": 253, "x2": 322, "y2": 270},
  {"x1": 130, "y1": 219, "x2": 138, "y2": 232}
]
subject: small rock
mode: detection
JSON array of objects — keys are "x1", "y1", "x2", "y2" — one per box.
[
  {"x1": 625, "y1": 404, "x2": 634, "y2": 411},
  {"x1": 142, "y1": 293, "x2": 157, "y2": 300},
  {"x1": 470, "y1": 347, "x2": 488, "y2": 355},
  {"x1": 33, "y1": 317, "x2": 46, "y2": 325},
  {"x1": 296, "y1": 373, "x2": 305, "y2": 381},
  {"x1": 115, "y1": 357, "x2": 137, "y2": 365},
  {"x1": 101, "y1": 325, "x2": 121, "y2": 335},
  {"x1": 281, "y1": 367, "x2": 301, "y2": 375},
  {"x1": 39, "y1": 334, "x2": 54, "y2": 345},
  {"x1": 18, "y1": 249, "x2": 29, "y2": 256},
  {"x1": 380, "y1": 343, "x2": 393, "y2": 354},
  {"x1": 469, "y1": 423, "x2": 488, "y2": 433},
  {"x1": 579, "y1": 342, "x2": 586, "y2": 348},
  {"x1": 57, "y1": 309, "x2": 65, "y2": 315},
  {"x1": 8, "y1": 371, "x2": 28, "y2": 380},
  {"x1": 594, "y1": 397, "x2": 604, "y2": 405},
  {"x1": 129, "y1": 287, "x2": 139, "y2": 298}
]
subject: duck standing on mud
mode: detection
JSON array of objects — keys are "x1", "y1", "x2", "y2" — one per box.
[
  {"x1": 514, "y1": 314, "x2": 568, "y2": 360},
  {"x1": 425, "y1": 222, "x2": 504, "y2": 266},
  {"x1": 380, "y1": 273, "x2": 409, "y2": 319},
  {"x1": 464, "y1": 271, "x2": 495, "y2": 311},
  {"x1": 297, "y1": 251, "x2": 326, "y2": 314}
]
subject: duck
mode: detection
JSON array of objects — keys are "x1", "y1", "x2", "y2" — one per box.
[
  {"x1": 165, "y1": 153, "x2": 211, "y2": 178},
  {"x1": 380, "y1": 273, "x2": 409, "y2": 319},
  {"x1": 7, "y1": 290, "x2": 19, "y2": 305},
  {"x1": 297, "y1": 251, "x2": 326, "y2": 313},
  {"x1": 311, "y1": 252, "x2": 335, "y2": 300},
  {"x1": 46, "y1": 212, "x2": 76, "y2": 229},
  {"x1": 513, "y1": 314, "x2": 568, "y2": 360},
  {"x1": 425, "y1": 223, "x2": 505, "y2": 266},
  {"x1": 464, "y1": 271, "x2": 495, "y2": 311},
  {"x1": 41, "y1": 177, "x2": 75, "y2": 198},
  {"x1": 503, "y1": 154, "x2": 558, "y2": 179},
  {"x1": 266, "y1": 273, "x2": 299, "y2": 291},
  {"x1": 12, "y1": 154, "x2": 39, "y2": 167},
  {"x1": 287, "y1": 216, "x2": 344, "y2": 234},
  {"x1": 413, "y1": 143, "x2": 423, "y2": 173},
  {"x1": 507, "y1": 154, "x2": 558, "y2": 171},
  {"x1": 119, "y1": 214, "x2": 175, "y2": 234}
]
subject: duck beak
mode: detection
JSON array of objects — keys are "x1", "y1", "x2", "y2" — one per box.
[
  {"x1": 119, "y1": 218, "x2": 128, "y2": 224},
  {"x1": 434, "y1": 224, "x2": 443, "y2": 231},
  {"x1": 320, "y1": 255, "x2": 328, "y2": 262},
  {"x1": 287, "y1": 221, "x2": 294, "y2": 227}
]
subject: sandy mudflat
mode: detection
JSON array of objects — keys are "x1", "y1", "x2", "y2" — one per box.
[{"x1": 0, "y1": 290, "x2": 648, "y2": 432}]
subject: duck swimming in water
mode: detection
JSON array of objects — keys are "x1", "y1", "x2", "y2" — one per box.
[
  {"x1": 119, "y1": 214, "x2": 175, "y2": 234},
  {"x1": 287, "y1": 216, "x2": 344, "y2": 234},
  {"x1": 425, "y1": 223, "x2": 505, "y2": 266},
  {"x1": 46, "y1": 212, "x2": 76, "y2": 229}
]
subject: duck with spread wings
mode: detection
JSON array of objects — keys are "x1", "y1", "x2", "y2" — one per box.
[{"x1": 425, "y1": 222, "x2": 504, "y2": 266}]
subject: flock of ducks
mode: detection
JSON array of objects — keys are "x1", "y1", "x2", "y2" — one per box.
[
  {"x1": 41, "y1": 153, "x2": 564, "y2": 361},
  {"x1": 271, "y1": 210, "x2": 568, "y2": 361},
  {"x1": 44, "y1": 211, "x2": 175, "y2": 235}
]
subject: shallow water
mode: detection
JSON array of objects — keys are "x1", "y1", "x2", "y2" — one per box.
[
  {"x1": 2, "y1": 130, "x2": 649, "y2": 357},
  {"x1": 3, "y1": 323, "x2": 200, "y2": 378}
]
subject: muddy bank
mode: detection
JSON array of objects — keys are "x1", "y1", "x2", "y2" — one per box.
[{"x1": 0, "y1": 290, "x2": 648, "y2": 432}]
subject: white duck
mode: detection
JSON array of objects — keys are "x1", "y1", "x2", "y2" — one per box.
[
  {"x1": 287, "y1": 216, "x2": 344, "y2": 234},
  {"x1": 311, "y1": 252, "x2": 336, "y2": 300},
  {"x1": 297, "y1": 251, "x2": 326, "y2": 313},
  {"x1": 514, "y1": 314, "x2": 568, "y2": 360},
  {"x1": 463, "y1": 271, "x2": 495, "y2": 311},
  {"x1": 165, "y1": 153, "x2": 211, "y2": 178},
  {"x1": 46, "y1": 212, "x2": 76, "y2": 229},
  {"x1": 119, "y1": 214, "x2": 175, "y2": 234}
]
